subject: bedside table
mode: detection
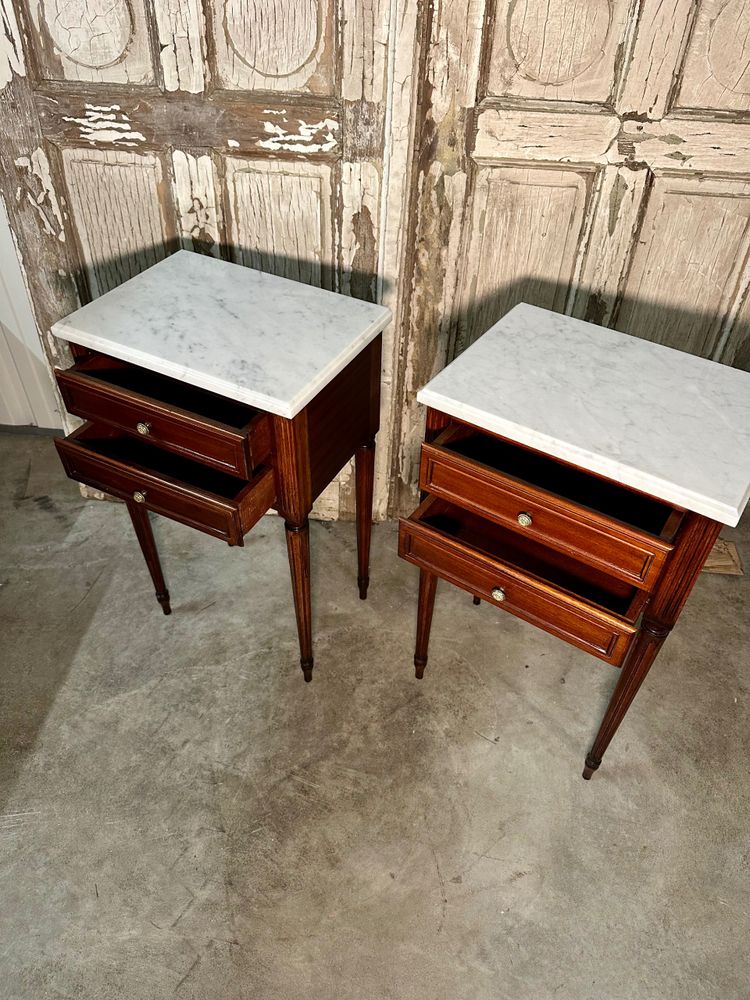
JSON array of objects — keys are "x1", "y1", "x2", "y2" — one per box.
[
  {"x1": 52, "y1": 251, "x2": 390, "y2": 681},
  {"x1": 399, "y1": 304, "x2": 750, "y2": 778}
]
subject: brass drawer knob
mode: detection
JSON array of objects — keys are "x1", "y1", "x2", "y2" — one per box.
[
  {"x1": 133, "y1": 490, "x2": 147, "y2": 504},
  {"x1": 517, "y1": 511, "x2": 533, "y2": 527},
  {"x1": 491, "y1": 587, "x2": 506, "y2": 603},
  {"x1": 136, "y1": 421, "x2": 151, "y2": 436}
]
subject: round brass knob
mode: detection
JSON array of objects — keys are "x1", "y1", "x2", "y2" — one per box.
[
  {"x1": 136, "y1": 421, "x2": 151, "y2": 436},
  {"x1": 517, "y1": 511, "x2": 533, "y2": 527},
  {"x1": 133, "y1": 490, "x2": 147, "y2": 504},
  {"x1": 491, "y1": 587, "x2": 506, "y2": 603}
]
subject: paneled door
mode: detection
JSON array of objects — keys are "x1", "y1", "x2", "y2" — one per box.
[
  {"x1": 390, "y1": 0, "x2": 750, "y2": 513},
  {"x1": 0, "y1": 0, "x2": 414, "y2": 517}
]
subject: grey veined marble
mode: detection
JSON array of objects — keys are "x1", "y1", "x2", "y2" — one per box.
[
  {"x1": 52, "y1": 250, "x2": 391, "y2": 419},
  {"x1": 418, "y1": 303, "x2": 750, "y2": 526}
]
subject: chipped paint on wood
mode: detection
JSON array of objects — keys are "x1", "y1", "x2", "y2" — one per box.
[
  {"x1": 211, "y1": 0, "x2": 335, "y2": 94},
  {"x1": 341, "y1": 161, "x2": 379, "y2": 300},
  {"x1": 33, "y1": 85, "x2": 341, "y2": 155},
  {"x1": 572, "y1": 165, "x2": 649, "y2": 326},
  {"x1": 619, "y1": 119, "x2": 750, "y2": 172},
  {"x1": 61, "y1": 103, "x2": 147, "y2": 146},
  {"x1": 0, "y1": 0, "x2": 25, "y2": 90},
  {"x1": 153, "y1": 0, "x2": 206, "y2": 93},
  {"x1": 14, "y1": 148, "x2": 66, "y2": 242},
  {"x1": 28, "y1": 0, "x2": 154, "y2": 84},
  {"x1": 257, "y1": 117, "x2": 339, "y2": 154},
  {"x1": 387, "y1": 0, "x2": 487, "y2": 514},
  {"x1": 474, "y1": 107, "x2": 620, "y2": 164},
  {"x1": 171, "y1": 150, "x2": 221, "y2": 255}
]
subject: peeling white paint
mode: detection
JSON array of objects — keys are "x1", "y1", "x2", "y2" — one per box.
[
  {"x1": 0, "y1": 0, "x2": 25, "y2": 91},
  {"x1": 262, "y1": 108, "x2": 287, "y2": 116},
  {"x1": 62, "y1": 105, "x2": 146, "y2": 146},
  {"x1": 171, "y1": 150, "x2": 222, "y2": 255},
  {"x1": 153, "y1": 0, "x2": 205, "y2": 93},
  {"x1": 14, "y1": 149, "x2": 66, "y2": 242},
  {"x1": 257, "y1": 118, "x2": 339, "y2": 153},
  {"x1": 227, "y1": 139, "x2": 240, "y2": 148}
]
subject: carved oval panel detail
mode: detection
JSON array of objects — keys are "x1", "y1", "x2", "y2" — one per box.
[
  {"x1": 44, "y1": 0, "x2": 133, "y2": 67},
  {"x1": 507, "y1": 0, "x2": 612, "y2": 85},
  {"x1": 225, "y1": 0, "x2": 320, "y2": 77},
  {"x1": 708, "y1": 0, "x2": 750, "y2": 95}
]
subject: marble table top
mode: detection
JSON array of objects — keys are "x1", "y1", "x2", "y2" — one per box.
[
  {"x1": 52, "y1": 251, "x2": 391, "y2": 418},
  {"x1": 418, "y1": 304, "x2": 750, "y2": 526}
]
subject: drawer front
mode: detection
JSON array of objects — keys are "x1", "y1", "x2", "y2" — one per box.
[
  {"x1": 56, "y1": 367, "x2": 271, "y2": 478},
  {"x1": 55, "y1": 433, "x2": 274, "y2": 545},
  {"x1": 399, "y1": 517, "x2": 635, "y2": 666},
  {"x1": 420, "y1": 441, "x2": 671, "y2": 591}
]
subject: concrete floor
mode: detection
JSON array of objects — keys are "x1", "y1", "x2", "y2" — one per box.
[{"x1": 1, "y1": 429, "x2": 749, "y2": 1000}]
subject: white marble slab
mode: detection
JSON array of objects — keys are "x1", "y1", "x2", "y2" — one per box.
[
  {"x1": 418, "y1": 304, "x2": 750, "y2": 526},
  {"x1": 52, "y1": 250, "x2": 391, "y2": 418}
]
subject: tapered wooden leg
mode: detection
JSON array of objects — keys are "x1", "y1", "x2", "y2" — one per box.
[
  {"x1": 583, "y1": 619, "x2": 669, "y2": 778},
  {"x1": 355, "y1": 439, "x2": 375, "y2": 599},
  {"x1": 414, "y1": 569, "x2": 438, "y2": 679},
  {"x1": 582, "y1": 511, "x2": 720, "y2": 779},
  {"x1": 126, "y1": 501, "x2": 171, "y2": 615},
  {"x1": 285, "y1": 518, "x2": 313, "y2": 682}
]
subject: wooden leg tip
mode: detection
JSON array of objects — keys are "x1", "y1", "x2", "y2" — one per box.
[
  {"x1": 414, "y1": 657, "x2": 426, "y2": 680},
  {"x1": 301, "y1": 658, "x2": 314, "y2": 682},
  {"x1": 472, "y1": 595, "x2": 481, "y2": 605},
  {"x1": 157, "y1": 593, "x2": 171, "y2": 615},
  {"x1": 358, "y1": 575, "x2": 369, "y2": 600},
  {"x1": 582, "y1": 754, "x2": 601, "y2": 780}
]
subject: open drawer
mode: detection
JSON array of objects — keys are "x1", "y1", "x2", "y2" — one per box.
[
  {"x1": 55, "y1": 422, "x2": 275, "y2": 545},
  {"x1": 420, "y1": 424, "x2": 684, "y2": 592},
  {"x1": 55, "y1": 353, "x2": 272, "y2": 478},
  {"x1": 399, "y1": 496, "x2": 644, "y2": 666}
]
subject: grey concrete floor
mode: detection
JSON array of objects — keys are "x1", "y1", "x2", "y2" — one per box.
[{"x1": 1, "y1": 429, "x2": 749, "y2": 1000}]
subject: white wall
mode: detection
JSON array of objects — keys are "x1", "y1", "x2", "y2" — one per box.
[{"x1": 0, "y1": 198, "x2": 61, "y2": 429}]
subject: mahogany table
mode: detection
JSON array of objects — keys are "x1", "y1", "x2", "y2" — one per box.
[
  {"x1": 400, "y1": 304, "x2": 750, "y2": 778},
  {"x1": 51, "y1": 251, "x2": 390, "y2": 681}
]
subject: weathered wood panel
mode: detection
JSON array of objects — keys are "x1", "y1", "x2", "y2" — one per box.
[
  {"x1": 224, "y1": 157, "x2": 333, "y2": 288},
  {"x1": 26, "y1": 0, "x2": 154, "y2": 84},
  {"x1": 572, "y1": 164, "x2": 649, "y2": 326},
  {"x1": 616, "y1": 174, "x2": 750, "y2": 357},
  {"x1": 153, "y1": 0, "x2": 206, "y2": 93},
  {"x1": 454, "y1": 165, "x2": 594, "y2": 353},
  {"x1": 617, "y1": 119, "x2": 750, "y2": 173},
  {"x1": 387, "y1": 0, "x2": 487, "y2": 514},
  {"x1": 615, "y1": 0, "x2": 696, "y2": 117},
  {"x1": 171, "y1": 149, "x2": 222, "y2": 256},
  {"x1": 473, "y1": 105, "x2": 620, "y2": 164},
  {"x1": 676, "y1": 0, "x2": 750, "y2": 114},
  {"x1": 34, "y1": 85, "x2": 341, "y2": 156},
  {"x1": 488, "y1": 0, "x2": 636, "y2": 104},
  {"x1": 61, "y1": 148, "x2": 176, "y2": 296},
  {"x1": 211, "y1": 0, "x2": 335, "y2": 93}
]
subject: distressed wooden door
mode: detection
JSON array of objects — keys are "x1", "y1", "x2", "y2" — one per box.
[
  {"x1": 0, "y1": 0, "x2": 417, "y2": 517},
  {"x1": 391, "y1": 0, "x2": 750, "y2": 513}
]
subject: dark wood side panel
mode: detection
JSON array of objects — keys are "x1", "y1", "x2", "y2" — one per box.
[{"x1": 306, "y1": 336, "x2": 382, "y2": 502}]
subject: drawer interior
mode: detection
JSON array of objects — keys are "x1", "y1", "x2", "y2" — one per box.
[
  {"x1": 440, "y1": 426, "x2": 677, "y2": 537},
  {"x1": 72, "y1": 355, "x2": 258, "y2": 429},
  {"x1": 416, "y1": 498, "x2": 640, "y2": 618},
  {"x1": 71, "y1": 424, "x2": 253, "y2": 500}
]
